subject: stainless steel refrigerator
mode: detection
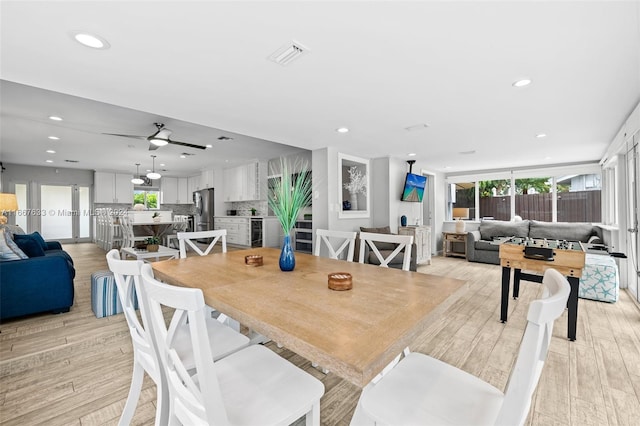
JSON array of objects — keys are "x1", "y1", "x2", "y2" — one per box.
[{"x1": 193, "y1": 188, "x2": 214, "y2": 236}]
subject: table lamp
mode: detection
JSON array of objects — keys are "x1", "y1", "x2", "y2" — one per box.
[
  {"x1": 0, "y1": 193, "x2": 18, "y2": 224},
  {"x1": 452, "y1": 207, "x2": 470, "y2": 220}
]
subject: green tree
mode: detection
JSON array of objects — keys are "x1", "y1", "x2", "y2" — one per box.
[
  {"x1": 147, "y1": 193, "x2": 158, "y2": 209},
  {"x1": 515, "y1": 178, "x2": 551, "y2": 194}
]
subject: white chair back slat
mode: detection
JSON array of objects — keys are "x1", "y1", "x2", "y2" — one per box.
[
  {"x1": 177, "y1": 230, "x2": 227, "y2": 258},
  {"x1": 314, "y1": 229, "x2": 357, "y2": 261},
  {"x1": 358, "y1": 232, "x2": 414, "y2": 271}
]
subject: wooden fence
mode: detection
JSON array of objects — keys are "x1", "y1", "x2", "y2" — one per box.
[{"x1": 458, "y1": 190, "x2": 601, "y2": 222}]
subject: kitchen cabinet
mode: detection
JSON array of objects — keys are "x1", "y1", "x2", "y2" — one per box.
[
  {"x1": 161, "y1": 177, "x2": 191, "y2": 204},
  {"x1": 398, "y1": 225, "x2": 432, "y2": 265},
  {"x1": 222, "y1": 162, "x2": 266, "y2": 202},
  {"x1": 214, "y1": 217, "x2": 250, "y2": 246},
  {"x1": 201, "y1": 169, "x2": 215, "y2": 189},
  {"x1": 95, "y1": 172, "x2": 133, "y2": 204},
  {"x1": 187, "y1": 175, "x2": 200, "y2": 199}
]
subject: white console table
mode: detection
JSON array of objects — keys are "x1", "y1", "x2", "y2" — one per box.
[{"x1": 399, "y1": 225, "x2": 432, "y2": 265}]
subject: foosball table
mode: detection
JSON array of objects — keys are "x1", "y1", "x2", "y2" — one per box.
[{"x1": 498, "y1": 237, "x2": 586, "y2": 341}]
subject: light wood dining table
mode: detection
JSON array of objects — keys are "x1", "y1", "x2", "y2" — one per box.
[{"x1": 151, "y1": 247, "x2": 468, "y2": 388}]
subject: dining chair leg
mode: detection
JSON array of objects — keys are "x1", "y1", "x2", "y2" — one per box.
[{"x1": 119, "y1": 361, "x2": 145, "y2": 426}]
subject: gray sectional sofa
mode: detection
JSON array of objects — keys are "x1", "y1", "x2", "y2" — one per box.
[{"x1": 466, "y1": 220, "x2": 603, "y2": 264}]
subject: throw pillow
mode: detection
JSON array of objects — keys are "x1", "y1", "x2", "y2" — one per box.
[
  {"x1": 0, "y1": 228, "x2": 28, "y2": 261},
  {"x1": 360, "y1": 226, "x2": 396, "y2": 250},
  {"x1": 13, "y1": 233, "x2": 46, "y2": 257},
  {"x1": 30, "y1": 231, "x2": 48, "y2": 251}
]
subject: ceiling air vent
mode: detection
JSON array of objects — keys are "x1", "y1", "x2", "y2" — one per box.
[
  {"x1": 217, "y1": 136, "x2": 233, "y2": 141},
  {"x1": 268, "y1": 41, "x2": 308, "y2": 66},
  {"x1": 64, "y1": 159, "x2": 79, "y2": 163}
]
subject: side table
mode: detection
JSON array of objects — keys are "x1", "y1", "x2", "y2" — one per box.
[{"x1": 442, "y1": 232, "x2": 467, "y2": 259}]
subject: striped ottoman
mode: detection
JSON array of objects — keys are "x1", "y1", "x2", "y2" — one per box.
[{"x1": 91, "y1": 270, "x2": 137, "y2": 317}]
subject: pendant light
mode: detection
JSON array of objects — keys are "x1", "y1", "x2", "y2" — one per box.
[
  {"x1": 131, "y1": 163, "x2": 144, "y2": 185},
  {"x1": 146, "y1": 155, "x2": 162, "y2": 180}
]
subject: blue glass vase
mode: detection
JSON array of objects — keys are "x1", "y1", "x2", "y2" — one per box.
[{"x1": 279, "y1": 234, "x2": 296, "y2": 271}]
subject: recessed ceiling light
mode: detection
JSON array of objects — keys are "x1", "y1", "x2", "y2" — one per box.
[
  {"x1": 46, "y1": 150, "x2": 56, "y2": 154},
  {"x1": 408, "y1": 153, "x2": 417, "y2": 157},
  {"x1": 443, "y1": 166, "x2": 452, "y2": 169},
  {"x1": 536, "y1": 133, "x2": 547, "y2": 138},
  {"x1": 48, "y1": 136, "x2": 60, "y2": 140},
  {"x1": 206, "y1": 144, "x2": 213, "y2": 148},
  {"x1": 336, "y1": 127, "x2": 349, "y2": 133},
  {"x1": 49, "y1": 116, "x2": 63, "y2": 121},
  {"x1": 544, "y1": 156, "x2": 552, "y2": 160},
  {"x1": 45, "y1": 160, "x2": 53, "y2": 163},
  {"x1": 180, "y1": 155, "x2": 186, "y2": 159},
  {"x1": 512, "y1": 79, "x2": 532, "y2": 87},
  {"x1": 71, "y1": 31, "x2": 110, "y2": 49},
  {"x1": 160, "y1": 163, "x2": 166, "y2": 167}
]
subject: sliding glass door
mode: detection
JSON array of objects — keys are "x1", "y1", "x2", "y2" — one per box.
[
  {"x1": 626, "y1": 138, "x2": 640, "y2": 303},
  {"x1": 40, "y1": 184, "x2": 91, "y2": 243}
]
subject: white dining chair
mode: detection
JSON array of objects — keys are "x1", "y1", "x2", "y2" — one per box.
[
  {"x1": 164, "y1": 215, "x2": 189, "y2": 248},
  {"x1": 139, "y1": 263, "x2": 325, "y2": 426},
  {"x1": 119, "y1": 214, "x2": 152, "y2": 252},
  {"x1": 314, "y1": 229, "x2": 357, "y2": 261},
  {"x1": 105, "y1": 249, "x2": 250, "y2": 425},
  {"x1": 358, "y1": 232, "x2": 414, "y2": 271},
  {"x1": 177, "y1": 229, "x2": 227, "y2": 258},
  {"x1": 350, "y1": 268, "x2": 571, "y2": 426}
]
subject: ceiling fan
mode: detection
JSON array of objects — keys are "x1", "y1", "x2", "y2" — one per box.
[{"x1": 103, "y1": 122, "x2": 206, "y2": 150}]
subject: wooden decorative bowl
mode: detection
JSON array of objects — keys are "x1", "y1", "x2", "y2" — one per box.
[
  {"x1": 245, "y1": 255, "x2": 263, "y2": 266},
  {"x1": 328, "y1": 272, "x2": 352, "y2": 291}
]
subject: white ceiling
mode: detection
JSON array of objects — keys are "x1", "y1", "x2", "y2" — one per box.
[{"x1": 1, "y1": 1, "x2": 639, "y2": 177}]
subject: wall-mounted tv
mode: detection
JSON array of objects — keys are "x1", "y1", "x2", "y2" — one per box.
[{"x1": 401, "y1": 173, "x2": 427, "y2": 202}]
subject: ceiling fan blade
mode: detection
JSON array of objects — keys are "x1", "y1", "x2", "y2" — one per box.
[
  {"x1": 168, "y1": 139, "x2": 207, "y2": 150},
  {"x1": 103, "y1": 132, "x2": 148, "y2": 140},
  {"x1": 148, "y1": 143, "x2": 160, "y2": 151}
]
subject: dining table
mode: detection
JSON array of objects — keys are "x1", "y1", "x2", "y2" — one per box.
[{"x1": 151, "y1": 247, "x2": 468, "y2": 388}]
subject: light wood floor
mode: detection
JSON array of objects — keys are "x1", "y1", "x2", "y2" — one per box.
[{"x1": 1, "y1": 243, "x2": 639, "y2": 425}]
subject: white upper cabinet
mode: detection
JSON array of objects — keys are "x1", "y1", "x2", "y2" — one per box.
[
  {"x1": 222, "y1": 162, "x2": 266, "y2": 202},
  {"x1": 161, "y1": 177, "x2": 192, "y2": 204},
  {"x1": 95, "y1": 172, "x2": 133, "y2": 204},
  {"x1": 201, "y1": 169, "x2": 215, "y2": 189}
]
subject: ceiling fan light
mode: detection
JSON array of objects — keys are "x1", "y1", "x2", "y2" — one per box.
[
  {"x1": 146, "y1": 172, "x2": 162, "y2": 180},
  {"x1": 150, "y1": 138, "x2": 169, "y2": 146}
]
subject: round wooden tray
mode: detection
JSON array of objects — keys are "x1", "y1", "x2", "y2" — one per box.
[
  {"x1": 244, "y1": 255, "x2": 263, "y2": 266},
  {"x1": 328, "y1": 272, "x2": 352, "y2": 291}
]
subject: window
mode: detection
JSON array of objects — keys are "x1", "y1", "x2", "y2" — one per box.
[
  {"x1": 133, "y1": 189, "x2": 159, "y2": 209},
  {"x1": 556, "y1": 174, "x2": 601, "y2": 222},
  {"x1": 447, "y1": 165, "x2": 602, "y2": 223},
  {"x1": 515, "y1": 177, "x2": 553, "y2": 221},
  {"x1": 451, "y1": 182, "x2": 476, "y2": 220},
  {"x1": 478, "y1": 179, "x2": 511, "y2": 220}
]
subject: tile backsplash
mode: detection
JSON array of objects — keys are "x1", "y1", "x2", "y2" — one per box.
[{"x1": 228, "y1": 200, "x2": 268, "y2": 216}]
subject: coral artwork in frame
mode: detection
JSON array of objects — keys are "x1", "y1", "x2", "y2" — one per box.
[{"x1": 338, "y1": 153, "x2": 370, "y2": 219}]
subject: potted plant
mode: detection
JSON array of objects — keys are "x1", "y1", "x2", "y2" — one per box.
[
  {"x1": 250, "y1": 208, "x2": 257, "y2": 216},
  {"x1": 146, "y1": 236, "x2": 160, "y2": 252},
  {"x1": 268, "y1": 158, "x2": 312, "y2": 271},
  {"x1": 152, "y1": 212, "x2": 161, "y2": 222}
]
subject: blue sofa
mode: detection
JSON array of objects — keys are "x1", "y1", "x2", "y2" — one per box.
[{"x1": 0, "y1": 231, "x2": 75, "y2": 321}]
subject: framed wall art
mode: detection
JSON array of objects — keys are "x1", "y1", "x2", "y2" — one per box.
[{"x1": 338, "y1": 153, "x2": 370, "y2": 219}]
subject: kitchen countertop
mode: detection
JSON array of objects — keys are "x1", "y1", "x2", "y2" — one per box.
[{"x1": 214, "y1": 215, "x2": 279, "y2": 219}]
